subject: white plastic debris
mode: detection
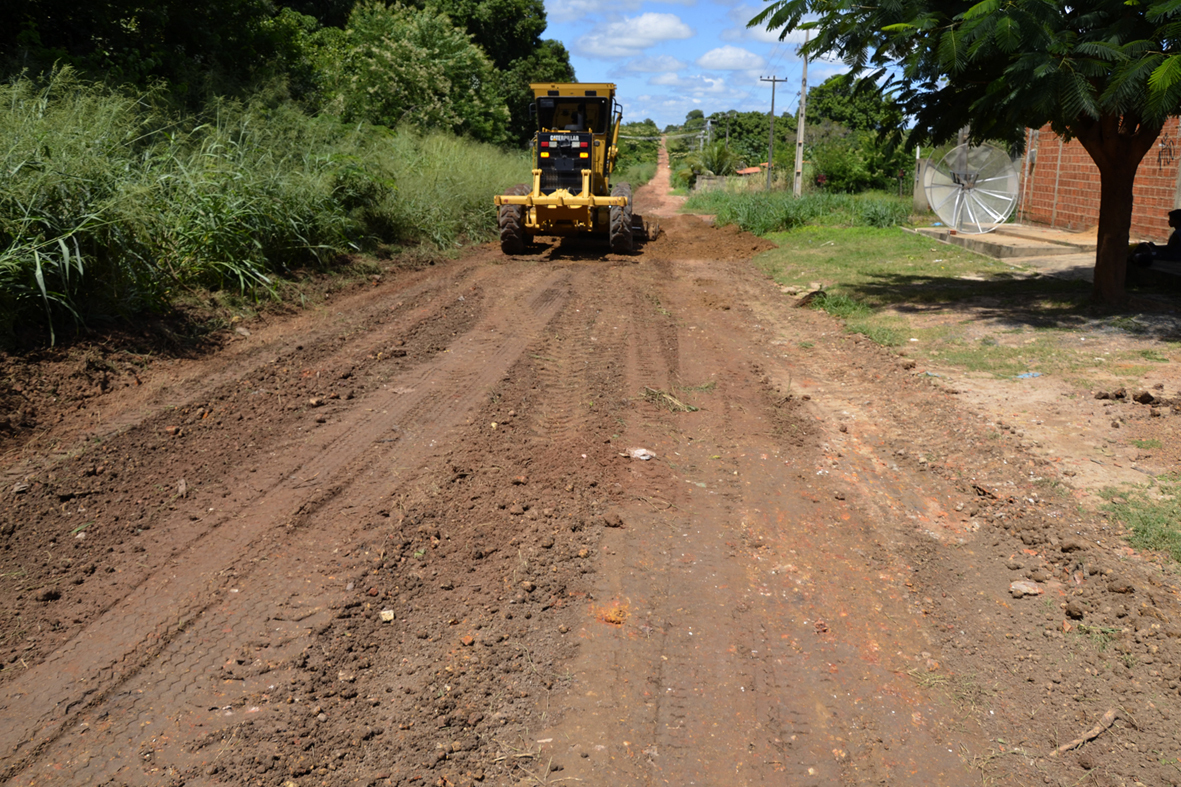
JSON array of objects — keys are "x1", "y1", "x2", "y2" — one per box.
[{"x1": 628, "y1": 447, "x2": 656, "y2": 460}]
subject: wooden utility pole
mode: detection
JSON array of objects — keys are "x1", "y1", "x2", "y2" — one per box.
[
  {"x1": 761, "y1": 74, "x2": 790, "y2": 190},
  {"x1": 793, "y1": 30, "x2": 810, "y2": 197}
]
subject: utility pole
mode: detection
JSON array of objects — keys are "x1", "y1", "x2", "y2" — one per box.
[
  {"x1": 761, "y1": 74, "x2": 790, "y2": 190},
  {"x1": 793, "y1": 30, "x2": 810, "y2": 197}
]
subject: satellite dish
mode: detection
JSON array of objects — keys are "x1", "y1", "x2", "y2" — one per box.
[{"x1": 923, "y1": 143, "x2": 1019, "y2": 234}]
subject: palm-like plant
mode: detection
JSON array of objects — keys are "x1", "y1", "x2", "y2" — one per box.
[{"x1": 676, "y1": 141, "x2": 744, "y2": 187}]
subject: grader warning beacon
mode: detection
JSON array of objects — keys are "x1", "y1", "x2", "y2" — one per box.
[{"x1": 494, "y1": 83, "x2": 646, "y2": 254}]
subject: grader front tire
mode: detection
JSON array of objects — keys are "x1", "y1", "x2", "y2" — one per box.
[
  {"x1": 609, "y1": 183, "x2": 633, "y2": 254},
  {"x1": 499, "y1": 184, "x2": 529, "y2": 254}
]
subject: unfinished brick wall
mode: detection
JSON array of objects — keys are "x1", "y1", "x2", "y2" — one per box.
[{"x1": 1018, "y1": 119, "x2": 1181, "y2": 242}]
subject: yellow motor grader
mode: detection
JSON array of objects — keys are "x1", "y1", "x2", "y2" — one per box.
[{"x1": 494, "y1": 82, "x2": 645, "y2": 254}]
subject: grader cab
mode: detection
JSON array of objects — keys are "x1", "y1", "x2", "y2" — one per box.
[{"x1": 494, "y1": 83, "x2": 645, "y2": 254}]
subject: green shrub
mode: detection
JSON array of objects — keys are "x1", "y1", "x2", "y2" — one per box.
[
  {"x1": 683, "y1": 190, "x2": 911, "y2": 234},
  {"x1": 858, "y1": 198, "x2": 911, "y2": 228}
]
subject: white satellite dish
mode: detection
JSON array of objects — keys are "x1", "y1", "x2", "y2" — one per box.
[{"x1": 923, "y1": 143, "x2": 1019, "y2": 234}]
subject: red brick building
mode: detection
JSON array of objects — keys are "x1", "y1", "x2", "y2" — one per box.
[{"x1": 1018, "y1": 119, "x2": 1181, "y2": 242}]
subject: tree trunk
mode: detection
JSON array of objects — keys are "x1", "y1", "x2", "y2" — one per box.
[
  {"x1": 1091, "y1": 159, "x2": 1139, "y2": 304},
  {"x1": 1072, "y1": 113, "x2": 1162, "y2": 305}
]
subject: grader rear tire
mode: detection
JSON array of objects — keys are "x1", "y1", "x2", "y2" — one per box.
[
  {"x1": 499, "y1": 184, "x2": 529, "y2": 254},
  {"x1": 609, "y1": 182, "x2": 633, "y2": 253}
]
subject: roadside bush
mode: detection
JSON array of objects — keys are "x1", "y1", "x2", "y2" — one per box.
[
  {"x1": 683, "y1": 190, "x2": 911, "y2": 234},
  {"x1": 617, "y1": 119, "x2": 660, "y2": 171},
  {"x1": 0, "y1": 70, "x2": 526, "y2": 344},
  {"x1": 858, "y1": 199, "x2": 910, "y2": 228}
]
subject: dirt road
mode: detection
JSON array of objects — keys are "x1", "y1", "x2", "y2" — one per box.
[{"x1": 3, "y1": 148, "x2": 1180, "y2": 787}]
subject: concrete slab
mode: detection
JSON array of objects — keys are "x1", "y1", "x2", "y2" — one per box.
[
  {"x1": 913, "y1": 227, "x2": 1076, "y2": 259},
  {"x1": 909, "y1": 224, "x2": 1181, "y2": 291},
  {"x1": 1004, "y1": 252, "x2": 1097, "y2": 281}
]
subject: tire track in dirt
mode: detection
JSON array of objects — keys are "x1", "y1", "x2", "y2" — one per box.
[
  {"x1": 0, "y1": 265, "x2": 574, "y2": 783},
  {"x1": 533, "y1": 252, "x2": 975, "y2": 785},
  {"x1": 523, "y1": 267, "x2": 606, "y2": 448},
  {"x1": 0, "y1": 264, "x2": 492, "y2": 678},
  {"x1": 0, "y1": 263, "x2": 476, "y2": 494}
]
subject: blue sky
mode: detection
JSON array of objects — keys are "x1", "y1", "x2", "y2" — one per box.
[{"x1": 540, "y1": 0, "x2": 848, "y2": 129}]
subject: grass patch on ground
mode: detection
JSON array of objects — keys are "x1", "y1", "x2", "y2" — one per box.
[
  {"x1": 744, "y1": 224, "x2": 1178, "y2": 379},
  {"x1": 1099, "y1": 474, "x2": 1181, "y2": 563},
  {"x1": 757, "y1": 226, "x2": 1016, "y2": 299}
]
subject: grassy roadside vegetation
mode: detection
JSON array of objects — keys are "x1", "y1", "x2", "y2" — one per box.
[
  {"x1": 685, "y1": 188, "x2": 1181, "y2": 381},
  {"x1": 751, "y1": 225, "x2": 1181, "y2": 380},
  {"x1": 614, "y1": 118, "x2": 660, "y2": 190},
  {"x1": 0, "y1": 71, "x2": 528, "y2": 345},
  {"x1": 684, "y1": 189, "x2": 911, "y2": 233}
]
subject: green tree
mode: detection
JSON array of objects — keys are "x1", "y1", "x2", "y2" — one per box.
[
  {"x1": 807, "y1": 74, "x2": 902, "y2": 134},
  {"x1": 676, "y1": 139, "x2": 751, "y2": 187},
  {"x1": 404, "y1": 0, "x2": 573, "y2": 145},
  {"x1": 431, "y1": 0, "x2": 547, "y2": 70},
  {"x1": 617, "y1": 118, "x2": 661, "y2": 170},
  {"x1": 750, "y1": 0, "x2": 1181, "y2": 304},
  {"x1": 807, "y1": 119, "x2": 910, "y2": 191},
  {"x1": 708, "y1": 109, "x2": 795, "y2": 168},
  {"x1": 805, "y1": 76, "x2": 909, "y2": 191},
  {"x1": 502, "y1": 39, "x2": 576, "y2": 144},
  {"x1": 281, "y1": 0, "x2": 356, "y2": 28},
  {"x1": 0, "y1": 0, "x2": 287, "y2": 94},
  {"x1": 321, "y1": 1, "x2": 509, "y2": 143}
]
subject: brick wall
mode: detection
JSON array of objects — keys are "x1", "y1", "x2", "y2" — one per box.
[{"x1": 1017, "y1": 119, "x2": 1181, "y2": 242}]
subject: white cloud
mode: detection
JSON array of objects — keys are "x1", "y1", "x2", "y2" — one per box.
[
  {"x1": 720, "y1": 5, "x2": 811, "y2": 45},
  {"x1": 648, "y1": 72, "x2": 730, "y2": 95},
  {"x1": 547, "y1": 0, "x2": 694, "y2": 24},
  {"x1": 696, "y1": 45, "x2": 765, "y2": 71},
  {"x1": 627, "y1": 55, "x2": 689, "y2": 73},
  {"x1": 546, "y1": 0, "x2": 614, "y2": 24},
  {"x1": 810, "y1": 61, "x2": 852, "y2": 82},
  {"x1": 576, "y1": 13, "x2": 694, "y2": 59},
  {"x1": 650, "y1": 72, "x2": 685, "y2": 86}
]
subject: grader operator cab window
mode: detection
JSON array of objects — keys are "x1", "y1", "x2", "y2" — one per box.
[{"x1": 537, "y1": 97, "x2": 609, "y2": 133}]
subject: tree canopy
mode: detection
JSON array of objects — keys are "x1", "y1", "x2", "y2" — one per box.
[
  {"x1": 706, "y1": 110, "x2": 795, "y2": 168},
  {"x1": 0, "y1": 0, "x2": 573, "y2": 145},
  {"x1": 749, "y1": 0, "x2": 1181, "y2": 303},
  {"x1": 803, "y1": 75, "x2": 909, "y2": 191},
  {"x1": 807, "y1": 74, "x2": 902, "y2": 134},
  {"x1": 319, "y1": 2, "x2": 508, "y2": 142}
]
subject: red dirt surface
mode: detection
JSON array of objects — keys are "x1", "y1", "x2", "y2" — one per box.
[{"x1": 2, "y1": 147, "x2": 1180, "y2": 787}]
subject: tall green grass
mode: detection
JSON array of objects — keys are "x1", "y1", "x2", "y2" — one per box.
[
  {"x1": 615, "y1": 160, "x2": 657, "y2": 189},
  {"x1": 0, "y1": 70, "x2": 527, "y2": 344},
  {"x1": 683, "y1": 190, "x2": 912, "y2": 234}
]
